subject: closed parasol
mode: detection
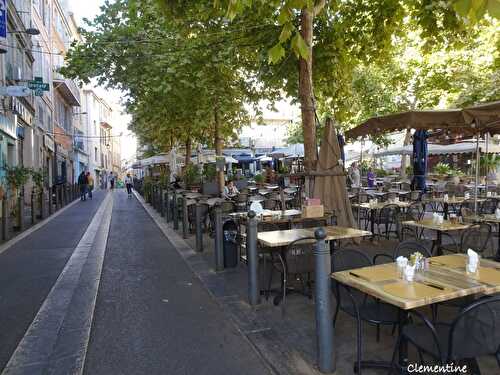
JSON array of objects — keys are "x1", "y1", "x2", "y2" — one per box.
[{"x1": 313, "y1": 118, "x2": 356, "y2": 229}]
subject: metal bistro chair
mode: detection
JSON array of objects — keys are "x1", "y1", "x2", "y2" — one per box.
[
  {"x1": 374, "y1": 204, "x2": 400, "y2": 239},
  {"x1": 263, "y1": 199, "x2": 280, "y2": 210},
  {"x1": 389, "y1": 295, "x2": 500, "y2": 374},
  {"x1": 399, "y1": 202, "x2": 425, "y2": 240},
  {"x1": 271, "y1": 237, "x2": 316, "y2": 312},
  {"x1": 234, "y1": 192, "x2": 248, "y2": 212},
  {"x1": 373, "y1": 240, "x2": 432, "y2": 265},
  {"x1": 332, "y1": 249, "x2": 400, "y2": 374},
  {"x1": 481, "y1": 198, "x2": 498, "y2": 215},
  {"x1": 441, "y1": 223, "x2": 492, "y2": 255}
]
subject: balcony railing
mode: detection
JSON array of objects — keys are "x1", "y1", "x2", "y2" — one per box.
[{"x1": 53, "y1": 68, "x2": 81, "y2": 107}]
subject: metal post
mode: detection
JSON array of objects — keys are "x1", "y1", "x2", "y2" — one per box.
[
  {"x1": 165, "y1": 188, "x2": 171, "y2": 222},
  {"x1": 160, "y1": 187, "x2": 165, "y2": 217},
  {"x1": 182, "y1": 195, "x2": 189, "y2": 239},
  {"x1": 31, "y1": 191, "x2": 35, "y2": 225},
  {"x1": 39, "y1": 189, "x2": 45, "y2": 219},
  {"x1": 173, "y1": 190, "x2": 179, "y2": 230},
  {"x1": 246, "y1": 210, "x2": 260, "y2": 306},
  {"x1": 314, "y1": 227, "x2": 334, "y2": 373},
  {"x1": 195, "y1": 199, "x2": 203, "y2": 252},
  {"x1": 48, "y1": 187, "x2": 53, "y2": 215},
  {"x1": 17, "y1": 195, "x2": 24, "y2": 232},
  {"x1": 55, "y1": 186, "x2": 60, "y2": 211},
  {"x1": 2, "y1": 196, "x2": 8, "y2": 241},
  {"x1": 214, "y1": 204, "x2": 224, "y2": 271}
]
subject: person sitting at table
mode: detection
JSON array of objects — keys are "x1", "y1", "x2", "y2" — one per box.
[
  {"x1": 350, "y1": 162, "x2": 361, "y2": 187},
  {"x1": 223, "y1": 180, "x2": 239, "y2": 199},
  {"x1": 367, "y1": 167, "x2": 376, "y2": 188}
]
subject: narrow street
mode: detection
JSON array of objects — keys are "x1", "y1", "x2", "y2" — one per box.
[{"x1": 0, "y1": 190, "x2": 271, "y2": 375}]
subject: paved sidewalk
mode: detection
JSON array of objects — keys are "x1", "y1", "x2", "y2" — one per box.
[
  {"x1": 84, "y1": 191, "x2": 272, "y2": 375},
  {"x1": 0, "y1": 191, "x2": 107, "y2": 371}
]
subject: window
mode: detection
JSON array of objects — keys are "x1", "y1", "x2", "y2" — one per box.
[{"x1": 94, "y1": 147, "x2": 98, "y2": 162}]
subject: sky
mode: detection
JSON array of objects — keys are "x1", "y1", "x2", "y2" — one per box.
[{"x1": 69, "y1": 1, "x2": 137, "y2": 162}]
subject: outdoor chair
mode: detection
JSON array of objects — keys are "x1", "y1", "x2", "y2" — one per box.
[
  {"x1": 272, "y1": 237, "x2": 316, "y2": 313},
  {"x1": 263, "y1": 199, "x2": 280, "y2": 210},
  {"x1": 389, "y1": 295, "x2": 500, "y2": 374},
  {"x1": 220, "y1": 201, "x2": 236, "y2": 214},
  {"x1": 373, "y1": 240, "x2": 431, "y2": 265},
  {"x1": 374, "y1": 204, "x2": 400, "y2": 239},
  {"x1": 401, "y1": 182, "x2": 411, "y2": 192},
  {"x1": 300, "y1": 218, "x2": 329, "y2": 229},
  {"x1": 235, "y1": 193, "x2": 248, "y2": 212},
  {"x1": 398, "y1": 202, "x2": 425, "y2": 240},
  {"x1": 439, "y1": 223, "x2": 491, "y2": 255},
  {"x1": 332, "y1": 249, "x2": 400, "y2": 374},
  {"x1": 481, "y1": 198, "x2": 498, "y2": 214}
]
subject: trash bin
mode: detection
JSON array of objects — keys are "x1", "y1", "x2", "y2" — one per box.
[{"x1": 223, "y1": 220, "x2": 238, "y2": 268}]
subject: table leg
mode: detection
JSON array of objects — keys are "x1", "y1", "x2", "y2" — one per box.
[
  {"x1": 398, "y1": 310, "x2": 409, "y2": 371},
  {"x1": 444, "y1": 202, "x2": 449, "y2": 219},
  {"x1": 436, "y1": 231, "x2": 443, "y2": 256},
  {"x1": 371, "y1": 209, "x2": 375, "y2": 241}
]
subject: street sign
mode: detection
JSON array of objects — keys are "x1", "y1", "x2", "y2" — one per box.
[
  {"x1": 0, "y1": 86, "x2": 31, "y2": 97},
  {"x1": 0, "y1": 0, "x2": 6, "y2": 53},
  {"x1": 33, "y1": 89, "x2": 44, "y2": 96},
  {"x1": 28, "y1": 77, "x2": 50, "y2": 91}
]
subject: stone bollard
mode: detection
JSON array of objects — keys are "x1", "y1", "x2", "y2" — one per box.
[
  {"x1": 48, "y1": 187, "x2": 53, "y2": 215},
  {"x1": 182, "y1": 195, "x2": 188, "y2": 239},
  {"x1": 2, "y1": 195, "x2": 8, "y2": 241},
  {"x1": 160, "y1": 187, "x2": 165, "y2": 217},
  {"x1": 39, "y1": 189, "x2": 45, "y2": 220},
  {"x1": 17, "y1": 195, "x2": 24, "y2": 232},
  {"x1": 173, "y1": 190, "x2": 179, "y2": 230},
  {"x1": 165, "y1": 189, "x2": 171, "y2": 222},
  {"x1": 246, "y1": 210, "x2": 260, "y2": 306},
  {"x1": 31, "y1": 190, "x2": 36, "y2": 225},
  {"x1": 55, "y1": 185, "x2": 61, "y2": 211},
  {"x1": 314, "y1": 227, "x2": 334, "y2": 373},
  {"x1": 214, "y1": 204, "x2": 224, "y2": 272},
  {"x1": 195, "y1": 199, "x2": 203, "y2": 252}
]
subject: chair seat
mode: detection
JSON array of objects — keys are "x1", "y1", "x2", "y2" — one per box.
[
  {"x1": 403, "y1": 323, "x2": 451, "y2": 359},
  {"x1": 342, "y1": 300, "x2": 400, "y2": 325}
]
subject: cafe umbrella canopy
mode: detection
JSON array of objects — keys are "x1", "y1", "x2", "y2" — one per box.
[{"x1": 345, "y1": 101, "x2": 500, "y2": 212}]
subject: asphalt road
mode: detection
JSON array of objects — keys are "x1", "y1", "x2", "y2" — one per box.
[
  {"x1": 84, "y1": 191, "x2": 271, "y2": 375},
  {"x1": 0, "y1": 191, "x2": 106, "y2": 371}
]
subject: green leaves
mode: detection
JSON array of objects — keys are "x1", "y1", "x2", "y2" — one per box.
[
  {"x1": 268, "y1": 43, "x2": 286, "y2": 63},
  {"x1": 291, "y1": 32, "x2": 310, "y2": 59},
  {"x1": 453, "y1": 0, "x2": 500, "y2": 20}
]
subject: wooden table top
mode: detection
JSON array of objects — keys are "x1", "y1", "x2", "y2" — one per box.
[
  {"x1": 257, "y1": 226, "x2": 371, "y2": 248},
  {"x1": 332, "y1": 254, "x2": 500, "y2": 310},
  {"x1": 352, "y1": 201, "x2": 412, "y2": 210},
  {"x1": 464, "y1": 214, "x2": 500, "y2": 224},
  {"x1": 425, "y1": 197, "x2": 486, "y2": 204},
  {"x1": 402, "y1": 219, "x2": 471, "y2": 232}
]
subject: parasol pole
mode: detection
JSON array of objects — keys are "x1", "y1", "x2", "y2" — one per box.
[
  {"x1": 485, "y1": 133, "x2": 489, "y2": 197},
  {"x1": 474, "y1": 129, "x2": 480, "y2": 214}
]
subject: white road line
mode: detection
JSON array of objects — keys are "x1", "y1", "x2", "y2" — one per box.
[{"x1": 2, "y1": 193, "x2": 113, "y2": 375}]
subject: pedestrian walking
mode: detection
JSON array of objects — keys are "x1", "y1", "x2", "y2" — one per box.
[
  {"x1": 86, "y1": 172, "x2": 94, "y2": 199},
  {"x1": 78, "y1": 171, "x2": 87, "y2": 201},
  {"x1": 109, "y1": 172, "x2": 115, "y2": 190},
  {"x1": 124, "y1": 173, "x2": 133, "y2": 197}
]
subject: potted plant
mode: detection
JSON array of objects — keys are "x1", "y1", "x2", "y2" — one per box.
[
  {"x1": 254, "y1": 173, "x2": 265, "y2": 186},
  {"x1": 143, "y1": 176, "x2": 153, "y2": 203},
  {"x1": 480, "y1": 155, "x2": 500, "y2": 183},
  {"x1": 5, "y1": 166, "x2": 32, "y2": 198},
  {"x1": 183, "y1": 164, "x2": 201, "y2": 190},
  {"x1": 433, "y1": 163, "x2": 452, "y2": 179}
]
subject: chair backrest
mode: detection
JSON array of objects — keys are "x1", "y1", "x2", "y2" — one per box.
[
  {"x1": 300, "y1": 218, "x2": 328, "y2": 229},
  {"x1": 358, "y1": 193, "x2": 369, "y2": 203},
  {"x1": 401, "y1": 182, "x2": 411, "y2": 191},
  {"x1": 480, "y1": 198, "x2": 498, "y2": 214},
  {"x1": 448, "y1": 295, "x2": 500, "y2": 360},
  {"x1": 285, "y1": 237, "x2": 316, "y2": 275},
  {"x1": 393, "y1": 240, "x2": 431, "y2": 259},
  {"x1": 236, "y1": 193, "x2": 248, "y2": 203},
  {"x1": 263, "y1": 199, "x2": 279, "y2": 210},
  {"x1": 460, "y1": 223, "x2": 492, "y2": 254},
  {"x1": 220, "y1": 201, "x2": 236, "y2": 213},
  {"x1": 406, "y1": 202, "x2": 424, "y2": 221},
  {"x1": 378, "y1": 204, "x2": 400, "y2": 221},
  {"x1": 332, "y1": 249, "x2": 372, "y2": 309}
]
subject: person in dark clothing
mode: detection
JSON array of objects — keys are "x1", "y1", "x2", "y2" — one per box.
[{"x1": 78, "y1": 171, "x2": 88, "y2": 201}]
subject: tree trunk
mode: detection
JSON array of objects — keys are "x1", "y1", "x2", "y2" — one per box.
[
  {"x1": 185, "y1": 137, "x2": 192, "y2": 167},
  {"x1": 299, "y1": 8, "x2": 316, "y2": 176},
  {"x1": 214, "y1": 107, "x2": 224, "y2": 193}
]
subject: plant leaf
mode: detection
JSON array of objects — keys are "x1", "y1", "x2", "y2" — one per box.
[{"x1": 268, "y1": 43, "x2": 286, "y2": 64}]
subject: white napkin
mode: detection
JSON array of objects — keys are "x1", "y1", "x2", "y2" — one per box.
[
  {"x1": 443, "y1": 194, "x2": 449, "y2": 202},
  {"x1": 432, "y1": 212, "x2": 438, "y2": 224},
  {"x1": 403, "y1": 264, "x2": 416, "y2": 282},
  {"x1": 249, "y1": 201, "x2": 264, "y2": 215},
  {"x1": 437, "y1": 215, "x2": 444, "y2": 225},
  {"x1": 396, "y1": 256, "x2": 408, "y2": 269},
  {"x1": 465, "y1": 192, "x2": 470, "y2": 200},
  {"x1": 495, "y1": 208, "x2": 500, "y2": 219},
  {"x1": 467, "y1": 248, "x2": 479, "y2": 265}
]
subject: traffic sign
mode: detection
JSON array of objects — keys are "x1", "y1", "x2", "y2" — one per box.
[
  {"x1": 28, "y1": 77, "x2": 50, "y2": 91},
  {"x1": 0, "y1": 86, "x2": 31, "y2": 97},
  {"x1": 33, "y1": 89, "x2": 44, "y2": 96}
]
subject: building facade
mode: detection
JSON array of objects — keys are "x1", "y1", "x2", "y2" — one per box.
[{"x1": 0, "y1": 1, "x2": 120, "y2": 198}]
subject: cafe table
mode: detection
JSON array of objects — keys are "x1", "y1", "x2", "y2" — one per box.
[
  {"x1": 332, "y1": 254, "x2": 500, "y2": 371},
  {"x1": 425, "y1": 196, "x2": 486, "y2": 219},
  {"x1": 402, "y1": 219, "x2": 471, "y2": 255},
  {"x1": 257, "y1": 226, "x2": 372, "y2": 248},
  {"x1": 464, "y1": 214, "x2": 500, "y2": 260}
]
